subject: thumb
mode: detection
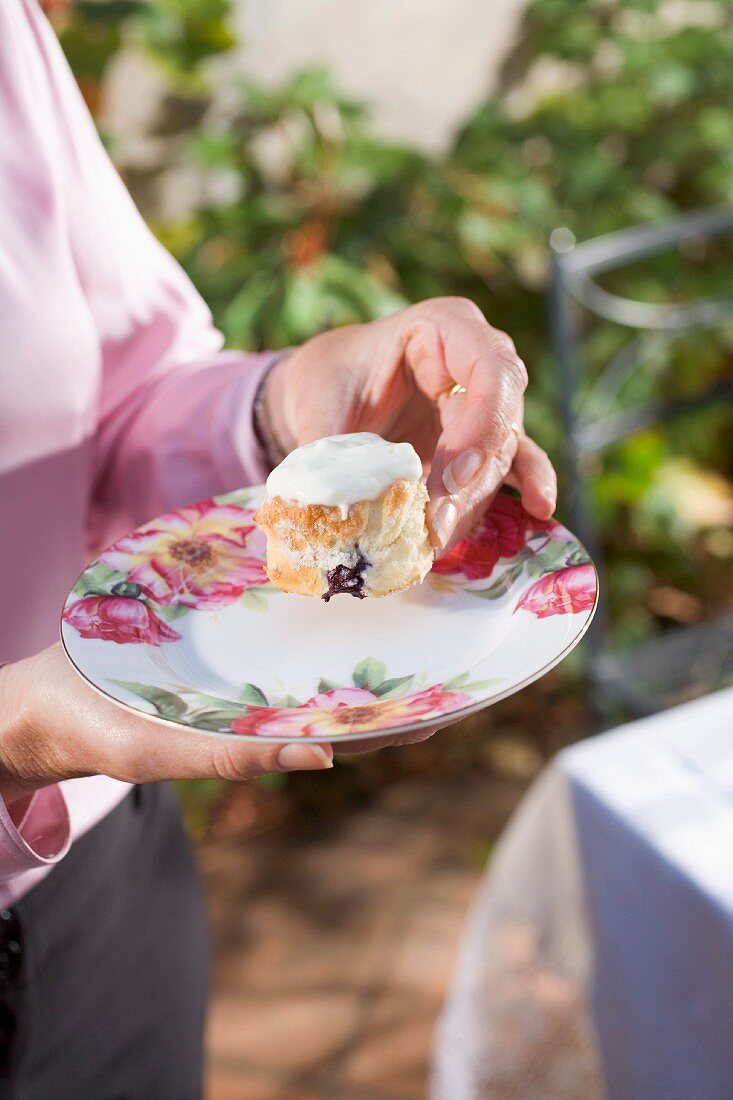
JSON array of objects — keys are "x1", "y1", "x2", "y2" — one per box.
[
  {"x1": 115, "y1": 717, "x2": 332, "y2": 787},
  {"x1": 101, "y1": 705, "x2": 334, "y2": 784}
]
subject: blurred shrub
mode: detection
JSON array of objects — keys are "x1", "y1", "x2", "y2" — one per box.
[
  {"x1": 171, "y1": 67, "x2": 421, "y2": 348},
  {"x1": 56, "y1": 0, "x2": 733, "y2": 652},
  {"x1": 53, "y1": 0, "x2": 234, "y2": 89}
]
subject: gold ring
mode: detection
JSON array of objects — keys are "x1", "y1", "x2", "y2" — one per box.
[{"x1": 440, "y1": 382, "x2": 467, "y2": 401}]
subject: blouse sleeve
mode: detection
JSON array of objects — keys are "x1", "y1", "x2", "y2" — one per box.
[
  {"x1": 0, "y1": 788, "x2": 71, "y2": 885},
  {"x1": 24, "y1": 0, "x2": 275, "y2": 545}
]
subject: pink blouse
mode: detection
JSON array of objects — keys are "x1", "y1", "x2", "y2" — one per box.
[{"x1": 0, "y1": 0, "x2": 274, "y2": 906}]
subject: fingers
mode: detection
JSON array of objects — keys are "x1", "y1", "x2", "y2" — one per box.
[
  {"x1": 504, "y1": 434, "x2": 557, "y2": 520},
  {"x1": 426, "y1": 344, "x2": 526, "y2": 550},
  {"x1": 398, "y1": 300, "x2": 528, "y2": 553},
  {"x1": 333, "y1": 724, "x2": 441, "y2": 754},
  {"x1": 333, "y1": 712, "x2": 472, "y2": 755},
  {"x1": 429, "y1": 430, "x2": 557, "y2": 554}
]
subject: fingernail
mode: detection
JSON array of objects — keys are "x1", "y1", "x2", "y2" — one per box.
[
  {"x1": 443, "y1": 448, "x2": 483, "y2": 494},
  {"x1": 430, "y1": 499, "x2": 458, "y2": 547},
  {"x1": 542, "y1": 485, "x2": 556, "y2": 505},
  {"x1": 277, "y1": 743, "x2": 334, "y2": 771}
]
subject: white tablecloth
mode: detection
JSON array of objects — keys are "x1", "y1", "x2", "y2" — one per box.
[{"x1": 432, "y1": 687, "x2": 733, "y2": 1100}]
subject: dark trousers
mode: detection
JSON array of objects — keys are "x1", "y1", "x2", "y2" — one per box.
[{"x1": 0, "y1": 783, "x2": 209, "y2": 1100}]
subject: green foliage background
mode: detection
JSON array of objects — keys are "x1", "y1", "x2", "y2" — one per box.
[{"x1": 55, "y1": 0, "x2": 733, "y2": 661}]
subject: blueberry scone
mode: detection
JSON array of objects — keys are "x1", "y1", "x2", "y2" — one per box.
[{"x1": 255, "y1": 433, "x2": 432, "y2": 600}]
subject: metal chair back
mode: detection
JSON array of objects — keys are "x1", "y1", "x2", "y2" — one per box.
[{"x1": 549, "y1": 209, "x2": 733, "y2": 721}]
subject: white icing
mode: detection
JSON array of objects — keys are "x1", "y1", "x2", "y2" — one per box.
[{"x1": 266, "y1": 433, "x2": 423, "y2": 519}]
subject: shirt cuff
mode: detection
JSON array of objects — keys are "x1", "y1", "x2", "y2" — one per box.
[
  {"x1": 219, "y1": 349, "x2": 288, "y2": 487},
  {"x1": 0, "y1": 785, "x2": 71, "y2": 884}
]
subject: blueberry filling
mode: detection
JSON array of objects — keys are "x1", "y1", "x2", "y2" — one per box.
[{"x1": 323, "y1": 550, "x2": 369, "y2": 602}]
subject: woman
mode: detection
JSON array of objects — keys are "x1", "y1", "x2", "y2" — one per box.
[{"x1": 0, "y1": 1, "x2": 556, "y2": 1096}]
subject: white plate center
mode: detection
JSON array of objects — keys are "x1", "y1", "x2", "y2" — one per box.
[{"x1": 154, "y1": 583, "x2": 514, "y2": 702}]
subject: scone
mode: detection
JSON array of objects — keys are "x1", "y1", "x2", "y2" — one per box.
[{"x1": 255, "y1": 433, "x2": 433, "y2": 600}]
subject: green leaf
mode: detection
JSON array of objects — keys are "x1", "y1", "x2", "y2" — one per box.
[
  {"x1": 372, "y1": 675, "x2": 415, "y2": 699},
  {"x1": 73, "y1": 562, "x2": 127, "y2": 598},
  {"x1": 566, "y1": 546, "x2": 592, "y2": 568},
  {"x1": 240, "y1": 588, "x2": 268, "y2": 612},
  {"x1": 443, "y1": 672, "x2": 471, "y2": 690},
  {"x1": 317, "y1": 677, "x2": 345, "y2": 694},
  {"x1": 352, "y1": 657, "x2": 387, "y2": 691},
  {"x1": 154, "y1": 602, "x2": 191, "y2": 622},
  {"x1": 109, "y1": 580, "x2": 142, "y2": 599},
  {"x1": 189, "y1": 708, "x2": 246, "y2": 732},
  {"x1": 456, "y1": 678, "x2": 504, "y2": 693},
  {"x1": 184, "y1": 690, "x2": 242, "y2": 711},
  {"x1": 222, "y1": 272, "x2": 280, "y2": 346},
  {"x1": 442, "y1": 673, "x2": 502, "y2": 694},
  {"x1": 527, "y1": 538, "x2": 591, "y2": 578},
  {"x1": 113, "y1": 681, "x2": 187, "y2": 719},
  {"x1": 515, "y1": 544, "x2": 540, "y2": 561},
  {"x1": 214, "y1": 488, "x2": 254, "y2": 509},
  {"x1": 240, "y1": 682, "x2": 268, "y2": 707},
  {"x1": 540, "y1": 538, "x2": 578, "y2": 562},
  {"x1": 270, "y1": 693, "x2": 303, "y2": 707},
  {"x1": 525, "y1": 557, "x2": 563, "y2": 579},
  {"x1": 469, "y1": 564, "x2": 523, "y2": 600}
]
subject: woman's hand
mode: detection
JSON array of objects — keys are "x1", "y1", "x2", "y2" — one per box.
[
  {"x1": 0, "y1": 645, "x2": 333, "y2": 806},
  {"x1": 263, "y1": 297, "x2": 556, "y2": 552}
]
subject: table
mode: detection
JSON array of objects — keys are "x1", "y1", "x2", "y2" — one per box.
[{"x1": 432, "y1": 687, "x2": 733, "y2": 1100}]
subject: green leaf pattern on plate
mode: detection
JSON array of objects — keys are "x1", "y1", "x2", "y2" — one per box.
[{"x1": 110, "y1": 653, "x2": 497, "y2": 736}]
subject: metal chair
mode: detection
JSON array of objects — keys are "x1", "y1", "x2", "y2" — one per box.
[{"x1": 549, "y1": 208, "x2": 733, "y2": 724}]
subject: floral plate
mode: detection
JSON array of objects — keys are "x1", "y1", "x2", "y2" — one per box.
[{"x1": 61, "y1": 487, "x2": 598, "y2": 743}]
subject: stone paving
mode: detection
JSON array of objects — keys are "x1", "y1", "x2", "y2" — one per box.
[{"x1": 201, "y1": 773, "x2": 526, "y2": 1099}]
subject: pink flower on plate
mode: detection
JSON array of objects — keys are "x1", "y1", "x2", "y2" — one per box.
[
  {"x1": 62, "y1": 595, "x2": 182, "y2": 645},
  {"x1": 432, "y1": 494, "x2": 530, "y2": 581},
  {"x1": 515, "y1": 564, "x2": 596, "y2": 619},
  {"x1": 230, "y1": 684, "x2": 472, "y2": 739},
  {"x1": 100, "y1": 500, "x2": 267, "y2": 609}
]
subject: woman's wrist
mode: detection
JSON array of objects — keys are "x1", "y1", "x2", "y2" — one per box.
[
  {"x1": 253, "y1": 350, "x2": 298, "y2": 465},
  {"x1": 0, "y1": 656, "x2": 68, "y2": 805},
  {"x1": 0, "y1": 661, "x2": 36, "y2": 804}
]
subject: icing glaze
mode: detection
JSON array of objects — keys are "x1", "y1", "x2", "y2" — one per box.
[{"x1": 265, "y1": 433, "x2": 423, "y2": 519}]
